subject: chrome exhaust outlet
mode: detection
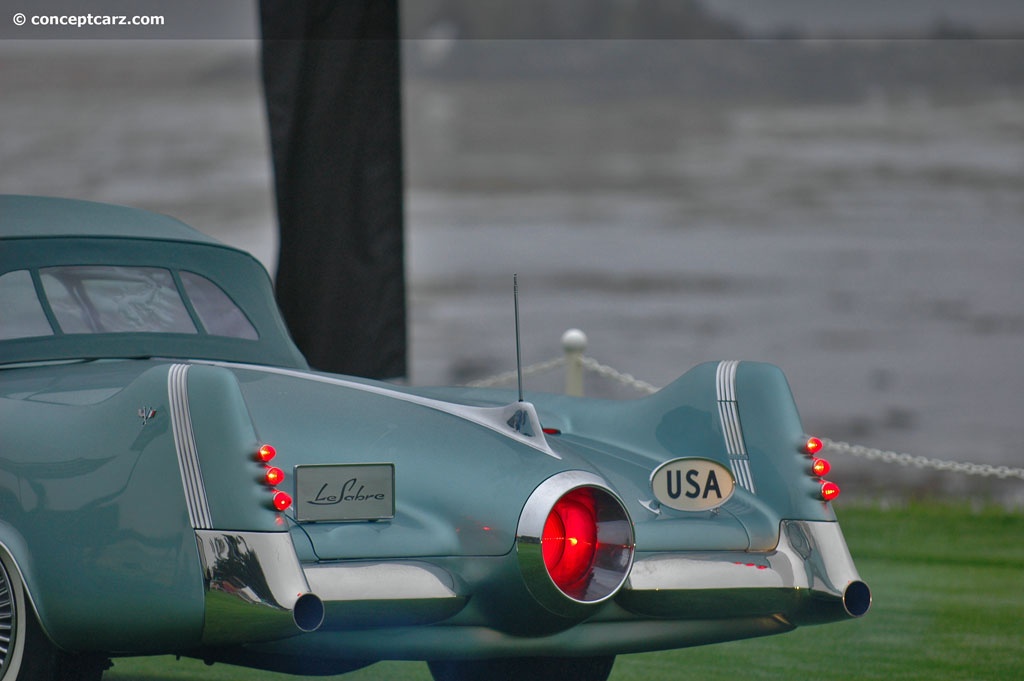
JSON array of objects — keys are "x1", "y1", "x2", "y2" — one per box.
[
  {"x1": 843, "y1": 580, "x2": 872, "y2": 618},
  {"x1": 293, "y1": 592, "x2": 326, "y2": 632},
  {"x1": 196, "y1": 530, "x2": 324, "y2": 644},
  {"x1": 781, "y1": 520, "x2": 872, "y2": 624}
]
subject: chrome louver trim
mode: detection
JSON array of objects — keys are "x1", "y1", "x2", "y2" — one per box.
[
  {"x1": 730, "y1": 458, "x2": 756, "y2": 494},
  {"x1": 716, "y1": 360, "x2": 756, "y2": 494},
  {"x1": 168, "y1": 363, "x2": 213, "y2": 529}
]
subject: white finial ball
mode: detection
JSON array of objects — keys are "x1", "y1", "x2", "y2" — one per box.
[{"x1": 561, "y1": 328, "x2": 588, "y2": 353}]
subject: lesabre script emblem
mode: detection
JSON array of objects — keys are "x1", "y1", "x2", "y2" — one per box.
[
  {"x1": 310, "y1": 478, "x2": 386, "y2": 505},
  {"x1": 295, "y1": 463, "x2": 395, "y2": 522}
]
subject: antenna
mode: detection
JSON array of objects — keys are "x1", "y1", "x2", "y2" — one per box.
[{"x1": 514, "y1": 273, "x2": 524, "y2": 402}]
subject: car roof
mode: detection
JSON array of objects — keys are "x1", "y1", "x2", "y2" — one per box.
[
  {"x1": 0, "y1": 196, "x2": 308, "y2": 369},
  {"x1": 0, "y1": 195, "x2": 222, "y2": 245}
]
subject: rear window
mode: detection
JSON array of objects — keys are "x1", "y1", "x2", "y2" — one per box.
[
  {"x1": 180, "y1": 271, "x2": 258, "y2": 340},
  {"x1": 41, "y1": 266, "x2": 196, "y2": 335},
  {"x1": 0, "y1": 266, "x2": 258, "y2": 341},
  {"x1": 0, "y1": 270, "x2": 52, "y2": 340}
]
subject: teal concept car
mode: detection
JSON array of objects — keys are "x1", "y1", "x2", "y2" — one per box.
[{"x1": 0, "y1": 196, "x2": 870, "y2": 681}]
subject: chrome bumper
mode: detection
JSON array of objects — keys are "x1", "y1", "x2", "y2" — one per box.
[
  {"x1": 620, "y1": 520, "x2": 871, "y2": 624},
  {"x1": 303, "y1": 560, "x2": 467, "y2": 629},
  {"x1": 196, "y1": 530, "x2": 467, "y2": 645},
  {"x1": 196, "y1": 520, "x2": 867, "y2": 654}
]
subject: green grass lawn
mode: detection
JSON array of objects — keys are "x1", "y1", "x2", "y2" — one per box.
[{"x1": 106, "y1": 502, "x2": 1024, "y2": 681}]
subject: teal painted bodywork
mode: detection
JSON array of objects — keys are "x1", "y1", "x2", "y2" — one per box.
[
  {"x1": 420, "y1": 360, "x2": 835, "y2": 552},
  {"x1": 0, "y1": 360, "x2": 206, "y2": 652},
  {"x1": 0, "y1": 196, "x2": 868, "y2": 674},
  {"x1": 233, "y1": 368, "x2": 585, "y2": 561}
]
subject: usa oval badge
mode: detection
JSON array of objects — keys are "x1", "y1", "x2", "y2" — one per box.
[{"x1": 651, "y1": 458, "x2": 736, "y2": 512}]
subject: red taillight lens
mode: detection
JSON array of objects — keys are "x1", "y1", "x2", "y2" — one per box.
[
  {"x1": 265, "y1": 466, "x2": 285, "y2": 486},
  {"x1": 517, "y1": 474, "x2": 635, "y2": 610},
  {"x1": 811, "y1": 457, "x2": 831, "y2": 477},
  {"x1": 805, "y1": 437, "x2": 824, "y2": 455},
  {"x1": 542, "y1": 488, "x2": 598, "y2": 592},
  {"x1": 273, "y1": 491, "x2": 293, "y2": 512},
  {"x1": 257, "y1": 444, "x2": 277, "y2": 463},
  {"x1": 821, "y1": 480, "x2": 841, "y2": 502}
]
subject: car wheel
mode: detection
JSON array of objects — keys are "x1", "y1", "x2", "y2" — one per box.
[
  {"x1": 0, "y1": 552, "x2": 107, "y2": 681},
  {"x1": 427, "y1": 655, "x2": 615, "y2": 681}
]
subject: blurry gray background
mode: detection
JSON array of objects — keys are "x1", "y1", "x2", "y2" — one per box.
[{"x1": 1, "y1": 1, "x2": 1022, "y2": 501}]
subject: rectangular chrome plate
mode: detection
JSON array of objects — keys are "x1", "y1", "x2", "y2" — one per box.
[{"x1": 294, "y1": 463, "x2": 395, "y2": 522}]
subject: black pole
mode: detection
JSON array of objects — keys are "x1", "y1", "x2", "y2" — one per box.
[{"x1": 260, "y1": 0, "x2": 406, "y2": 379}]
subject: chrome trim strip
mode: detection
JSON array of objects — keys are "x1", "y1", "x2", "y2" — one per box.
[
  {"x1": 730, "y1": 458, "x2": 755, "y2": 494},
  {"x1": 718, "y1": 400, "x2": 747, "y2": 457},
  {"x1": 716, "y1": 358, "x2": 738, "y2": 402},
  {"x1": 167, "y1": 363, "x2": 212, "y2": 529},
  {"x1": 716, "y1": 360, "x2": 755, "y2": 494}
]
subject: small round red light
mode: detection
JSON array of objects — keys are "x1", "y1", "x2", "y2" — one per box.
[
  {"x1": 811, "y1": 457, "x2": 831, "y2": 477},
  {"x1": 805, "y1": 437, "x2": 824, "y2": 455},
  {"x1": 265, "y1": 466, "x2": 285, "y2": 486},
  {"x1": 273, "y1": 491, "x2": 293, "y2": 512},
  {"x1": 257, "y1": 444, "x2": 277, "y2": 463},
  {"x1": 820, "y1": 480, "x2": 841, "y2": 502}
]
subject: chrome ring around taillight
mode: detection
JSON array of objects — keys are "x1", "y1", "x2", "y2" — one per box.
[{"x1": 516, "y1": 471, "x2": 635, "y2": 617}]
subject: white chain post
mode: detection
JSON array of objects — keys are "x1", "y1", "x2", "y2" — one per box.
[{"x1": 562, "y1": 328, "x2": 588, "y2": 397}]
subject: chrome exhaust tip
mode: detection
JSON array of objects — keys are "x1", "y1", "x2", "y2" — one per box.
[
  {"x1": 843, "y1": 580, "x2": 872, "y2": 618},
  {"x1": 293, "y1": 592, "x2": 326, "y2": 632}
]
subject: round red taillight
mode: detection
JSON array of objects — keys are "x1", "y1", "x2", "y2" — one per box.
[
  {"x1": 257, "y1": 444, "x2": 277, "y2": 463},
  {"x1": 273, "y1": 490, "x2": 293, "y2": 512},
  {"x1": 811, "y1": 457, "x2": 831, "y2": 477},
  {"x1": 517, "y1": 472, "x2": 635, "y2": 614},
  {"x1": 265, "y1": 466, "x2": 285, "y2": 487},
  {"x1": 542, "y1": 488, "x2": 599, "y2": 593},
  {"x1": 805, "y1": 437, "x2": 824, "y2": 455},
  {"x1": 820, "y1": 480, "x2": 841, "y2": 502}
]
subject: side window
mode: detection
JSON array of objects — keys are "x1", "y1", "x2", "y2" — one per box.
[
  {"x1": 40, "y1": 266, "x2": 197, "y2": 334},
  {"x1": 0, "y1": 270, "x2": 54, "y2": 340},
  {"x1": 180, "y1": 271, "x2": 259, "y2": 340}
]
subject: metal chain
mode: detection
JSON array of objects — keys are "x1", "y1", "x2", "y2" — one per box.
[
  {"x1": 463, "y1": 356, "x2": 565, "y2": 388},
  {"x1": 578, "y1": 356, "x2": 659, "y2": 395},
  {"x1": 822, "y1": 439, "x2": 1024, "y2": 480}
]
